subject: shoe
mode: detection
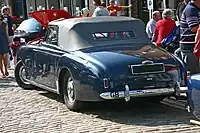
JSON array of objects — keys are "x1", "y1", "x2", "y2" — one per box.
[
  {"x1": 10, "y1": 55, "x2": 13, "y2": 61},
  {"x1": 5, "y1": 72, "x2": 9, "y2": 77}
]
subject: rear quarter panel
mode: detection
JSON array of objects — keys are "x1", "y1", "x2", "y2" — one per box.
[{"x1": 57, "y1": 54, "x2": 105, "y2": 101}]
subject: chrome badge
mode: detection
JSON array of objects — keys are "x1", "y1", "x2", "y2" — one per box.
[{"x1": 142, "y1": 60, "x2": 153, "y2": 65}]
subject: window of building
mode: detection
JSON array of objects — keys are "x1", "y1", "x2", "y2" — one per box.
[
  {"x1": 35, "y1": 0, "x2": 46, "y2": 10},
  {"x1": 63, "y1": 0, "x2": 87, "y2": 16},
  {"x1": 63, "y1": 0, "x2": 72, "y2": 14},
  {"x1": 48, "y1": 0, "x2": 60, "y2": 9},
  {"x1": 155, "y1": 0, "x2": 176, "y2": 19},
  {"x1": 12, "y1": 0, "x2": 27, "y2": 19}
]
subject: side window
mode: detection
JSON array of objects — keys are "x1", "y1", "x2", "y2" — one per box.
[{"x1": 44, "y1": 26, "x2": 59, "y2": 45}]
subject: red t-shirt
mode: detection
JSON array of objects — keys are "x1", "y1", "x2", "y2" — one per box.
[
  {"x1": 194, "y1": 27, "x2": 200, "y2": 57},
  {"x1": 107, "y1": 6, "x2": 122, "y2": 16},
  {"x1": 153, "y1": 18, "x2": 176, "y2": 47}
]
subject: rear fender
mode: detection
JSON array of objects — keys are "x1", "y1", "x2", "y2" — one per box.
[
  {"x1": 57, "y1": 55, "x2": 104, "y2": 101},
  {"x1": 57, "y1": 54, "x2": 87, "y2": 78},
  {"x1": 17, "y1": 45, "x2": 34, "y2": 62}
]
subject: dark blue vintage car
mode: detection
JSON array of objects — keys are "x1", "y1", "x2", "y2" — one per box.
[{"x1": 15, "y1": 16, "x2": 187, "y2": 111}]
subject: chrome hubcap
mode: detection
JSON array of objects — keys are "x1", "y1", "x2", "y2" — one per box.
[
  {"x1": 19, "y1": 66, "x2": 30, "y2": 85},
  {"x1": 67, "y1": 77, "x2": 75, "y2": 103}
]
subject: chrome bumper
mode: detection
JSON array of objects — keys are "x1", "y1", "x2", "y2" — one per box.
[
  {"x1": 100, "y1": 86, "x2": 175, "y2": 101},
  {"x1": 180, "y1": 87, "x2": 188, "y2": 93}
]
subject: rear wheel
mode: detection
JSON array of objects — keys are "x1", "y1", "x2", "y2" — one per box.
[
  {"x1": 15, "y1": 61, "x2": 35, "y2": 89},
  {"x1": 62, "y1": 71, "x2": 83, "y2": 111}
]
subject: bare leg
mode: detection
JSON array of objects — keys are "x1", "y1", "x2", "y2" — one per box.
[
  {"x1": 14, "y1": 56, "x2": 17, "y2": 66},
  {"x1": 8, "y1": 53, "x2": 11, "y2": 69},
  {"x1": 3, "y1": 53, "x2": 9, "y2": 76},
  {"x1": 0, "y1": 54, "x2": 4, "y2": 76}
]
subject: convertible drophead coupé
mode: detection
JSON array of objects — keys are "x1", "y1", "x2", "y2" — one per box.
[{"x1": 15, "y1": 16, "x2": 187, "y2": 111}]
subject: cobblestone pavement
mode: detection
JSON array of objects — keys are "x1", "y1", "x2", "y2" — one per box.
[{"x1": 1, "y1": 70, "x2": 200, "y2": 133}]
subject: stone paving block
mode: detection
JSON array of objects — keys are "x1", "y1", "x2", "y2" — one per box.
[{"x1": 1, "y1": 70, "x2": 200, "y2": 133}]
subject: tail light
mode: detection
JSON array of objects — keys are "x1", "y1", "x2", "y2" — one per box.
[
  {"x1": 186, "y1": 71, "x2": 191, "y2": 81},
  {"x1": 103, "y1": 78, "x2": 109, "y2": 89},
  {"x1": 165, "y1": 65, "x2": 178, "y2": 72}
]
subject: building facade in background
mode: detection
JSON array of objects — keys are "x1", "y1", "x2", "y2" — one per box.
[
  {"x1": 0, "y1": 0, "x2": 89, "y2": 19},
  {"x1": 137, "y1": 0, "x2": 181, "y2": 24},
  {"x1": 1, "y1": 0, "x2": 181, "y2": 23},
  {"x1": 25, "y1": 0, "x2": 88, "y2": 16}
]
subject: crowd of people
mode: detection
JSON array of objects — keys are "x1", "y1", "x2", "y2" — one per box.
[
  {"x1": 80, "y1": 0, "x2": 132, "y2": 17},
  {"x1": 146, "y1": 0, "x2": 200, "y2": 75}
]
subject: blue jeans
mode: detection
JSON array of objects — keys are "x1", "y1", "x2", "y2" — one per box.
[
  {"x1": 181, "y1": 51, "x2": 200, "y2": 75},
  {"x1": 174, "y1": 48, "x2": 182, "y2": 60}
]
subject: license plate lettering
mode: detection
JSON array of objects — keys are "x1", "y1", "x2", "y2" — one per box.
[{"x1": 110, "y1": 92, "x2": 119, "y2": 98}]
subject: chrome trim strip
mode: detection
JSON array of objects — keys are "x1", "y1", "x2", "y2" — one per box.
[
  {"x1": 180, "y1": 87, "x2": 188, "y2": 93},
  {"x1": 131, "y1": 63, "x2": 164, "y2": 67},
  {"x1": 103, "y1": 78, "x2": 109, "y2": 89},
  {"x1": 124, "y1": 85, "x2": 130, "y2": 102},
  {"x1": 142, "y1": 60, "x2": 153, "y2": 65},
  {"x1": 164, "y1": 64, "x2": 178, "y2": 67},
  {"x1": 131, "y1": 63, "x2": 165, "y2": 75},
  {"x1": 100, "y1": 88, "x2": 175, "y2": 100},
  {"x1": 56, "y1": 80, "x2": 59, "y2": 93}
]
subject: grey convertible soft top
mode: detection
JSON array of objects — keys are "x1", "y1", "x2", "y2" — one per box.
[{"x1": 50, "y1": 16, "x2": 151, "y2": 51}]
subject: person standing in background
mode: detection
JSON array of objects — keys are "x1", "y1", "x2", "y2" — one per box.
[
  {"x1": 194, "y1": 25, "x2": 200, "y2": 57},
  {"x1": 180, "y1": 0, "x2": 200, "y2": 74},
  {"x1": 81, "y1": 8, "x2": 90, "y2": 17},
  {"x1": 92, "y1": 0, "x2": 109, "y2": 17},
  {"x1": 2, "y1": 6, "x2": 13, "y2": 37},
  {"x1": 107, "y1": 0, "x2": 132, "y2": 16},
  {"x1": 2, "y1": 6, "x2": 14, "y2": 69},
  {"x1": 176, "y1": 0, "x2": 190, "y2": 22},
  {"x1": 174, "y1": 0, "x2": 190, "y2": 59},
  {"x1": 0, "y1": 13, "x2": 9, "y2": 77},
  {"x1": 152, "y1": 9, "x2": 176, "y2": 47},
  {"x1": 146, "y1": 11, "x2": 161, "y2": 40}
]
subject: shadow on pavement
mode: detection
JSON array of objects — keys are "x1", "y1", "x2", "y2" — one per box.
[
  {"x1": 0, "y1": 76, "x2": 16, "y2": 83},
  {"x1": 81, "y1": 99, "x2": 193, "y2": 126},
  {"x1": 0, "y1": 76, "x2": 18, "y2": 89},
  {"x1": 39, "y1": 91, "x2": 64, "y2": 103},
  {"x1": 2, "y1": 71, "x2": 195, "y2": 127},
  {"x1": 39, "y1": 91, "x2": 194, "y2": 126}
]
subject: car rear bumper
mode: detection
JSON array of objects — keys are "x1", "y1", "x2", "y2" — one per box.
[
  {"x1": 180, "y1": 86, "x2": 188, "y2": 93},
  {"x1": 100, "y1": 86, "x2": 175, "y2": 101}
]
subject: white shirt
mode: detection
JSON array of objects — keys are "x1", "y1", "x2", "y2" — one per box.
[
  {"x1": 92, "y1": 6, "x2": 109, "y2": 17},
  {"x1": 146, "y1": 19, "x2": 157, "y2": 39}
]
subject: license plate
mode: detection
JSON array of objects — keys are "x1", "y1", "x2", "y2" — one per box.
[{"x1": 131, "y1": 63, "x2": 164, "y2": 75}]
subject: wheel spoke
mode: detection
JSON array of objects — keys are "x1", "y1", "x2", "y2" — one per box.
[
  {"x1": 67, "y1": 77, "x2": 75, "y2": 103},
  {"x1": 19, "y1": 66, "x2": 30, "y2": 85}
]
